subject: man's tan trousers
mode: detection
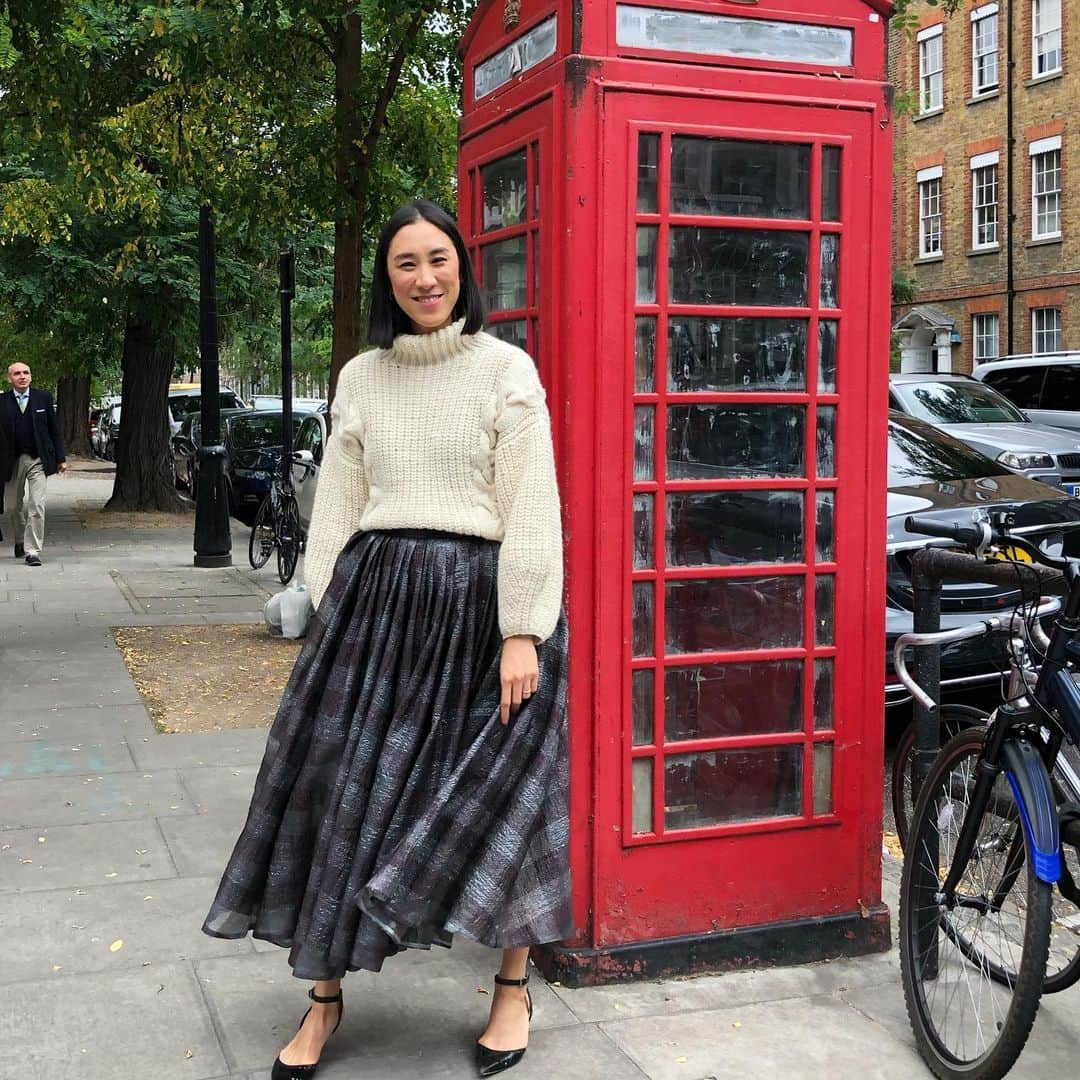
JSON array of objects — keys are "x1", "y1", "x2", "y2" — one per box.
[{"x1": 4, "y1": 454, "x2": 47, "y2": 555}]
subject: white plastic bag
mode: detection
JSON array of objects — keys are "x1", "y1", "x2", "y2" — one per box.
[{"x1": 265, "y1": 583, "x2": 315, "y2": 639}]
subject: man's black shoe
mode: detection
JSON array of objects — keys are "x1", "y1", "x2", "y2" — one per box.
[
  {"x1": 24, "y1": 554, "x2": 41, "y2": 566},
  {"x1": 14, "y1": 543, "x2": 24, "y2": 558}
]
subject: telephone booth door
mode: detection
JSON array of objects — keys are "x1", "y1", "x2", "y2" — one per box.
[{"x1": 594, "y1": 92, "x2": 884, "y2": 944}]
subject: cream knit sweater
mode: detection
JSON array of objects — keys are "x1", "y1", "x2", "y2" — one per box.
[{"x1": 303, "y1": 320, "x2": 564, "y2": 642}]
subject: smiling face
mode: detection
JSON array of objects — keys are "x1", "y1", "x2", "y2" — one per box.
[
  {"x1": 7, "y1": 363, "x2": 31, "y2": 392},
  {"x1": 387, "y1": 220, "x2": 462, "y2": 335}
]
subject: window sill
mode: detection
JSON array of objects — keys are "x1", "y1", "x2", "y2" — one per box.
[
  {"x1": 1025, "y1": 70, "x2": 1063, "y2": 89},
  {"x1": 1027, "y1": 235, "x2": 1063, "y2": 248},
  {"x1": 914, "y1": 254, "x2": 945, "y2": 265},
  {"x1": 913, "y1": 108, "x2": 944, "y2": 123},
  {"x1": 968, "y1": 245, "x2": 1001, "y2": 256},
  {"x1": 967, "y1": 89, "x2": 1000, "y2": 105}
]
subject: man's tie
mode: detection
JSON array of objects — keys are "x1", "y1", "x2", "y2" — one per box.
[{"x1": 16, "y1": 394, "x2": 27, "y2": 413}]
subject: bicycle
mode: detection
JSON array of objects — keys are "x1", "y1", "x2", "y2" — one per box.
[
  {"x1": 894, "y1": 509, "x2": 1080, "y2": 1078},
  {"x1": 248, "y1": 463, "x2": 304, "y2": 585}
]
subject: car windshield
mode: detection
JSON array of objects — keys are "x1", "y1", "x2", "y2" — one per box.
[
  {"x1": 892, "y1": 380, "x2": 1027, "y2": 424},
  {"x1": 888, "y1": 415, "x2": 1011, "y2": 487},
  {"x1": 171, "y1": 392, "x2": 243, "y2": 416},
  {"x1": 230, "y1": 414, "x2": 304, "y2": 450}
]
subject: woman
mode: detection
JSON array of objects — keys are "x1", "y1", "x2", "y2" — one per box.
[{"x1": 202, "y1": 198, "x2": 571, "y2": 1080}]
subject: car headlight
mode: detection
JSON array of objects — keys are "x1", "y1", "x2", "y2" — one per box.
[{"x1": 997, "y1": 451, "x2": 1055, "y2": 470}]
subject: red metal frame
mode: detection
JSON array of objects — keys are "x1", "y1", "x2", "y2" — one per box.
[{"x1": 460, "y1": 0, "x2": 892, "y2": 963}]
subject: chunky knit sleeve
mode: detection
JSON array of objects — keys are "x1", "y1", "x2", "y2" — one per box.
[
  {"x1": 493, "y1": 351, "x2": 564, "y2": 642},
  {"x1": 303, "y1": 377, "x2": 369, "y2": 609}
]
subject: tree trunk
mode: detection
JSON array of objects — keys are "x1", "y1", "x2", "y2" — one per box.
[
  {"x1": 105, "y1": 317, "x2": 186, "y2": 512},
  {"x1": 56, "y1": 373, "x2": 92, "y2": 457}
]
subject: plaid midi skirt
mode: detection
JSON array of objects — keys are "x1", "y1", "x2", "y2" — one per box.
[{"x1": 202, "y1": 529, "x2": 572, "y2": 980}]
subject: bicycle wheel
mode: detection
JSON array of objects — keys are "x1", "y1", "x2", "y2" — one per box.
[
  {"x1": 276, "y1": 493, "x2": 300, "y2": 585},
  {"x1": 248, "y1": 495, "x2": 275, "y2": 570},
  {"x1": 892, "y1": 705, "x2": 990, "y2": 852},
  {"x1": 900, "y1": 727, "x2": 1051, "y2": 1079},
  {"x1": 1044, "y1": 738, "x2": 1080, "y2": 993}
]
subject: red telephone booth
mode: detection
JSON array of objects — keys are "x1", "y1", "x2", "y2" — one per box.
[{"x1": 459, "y1": 0, "x2": 894, "y2": 985}]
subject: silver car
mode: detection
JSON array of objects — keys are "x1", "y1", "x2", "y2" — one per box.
[
  {"x1": 290, "y1": 412, "x2": 327, "y2": 533},
  {"x1": 888, "y1": 373, "x2": 1080, "y2": 494}
]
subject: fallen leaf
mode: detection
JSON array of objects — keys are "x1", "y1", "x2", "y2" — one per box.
[
  {"x1": 675, "y1": 1056, "x2": 688, "y2": 1063},
  {"x1": 52, "y1": 965, "x2": 62, "y2": 972},
  {"x1": 109, "y1": 940, "x2": 123, "y2": 952},
  {"x1": 105, "y1": 872, "x2": 117, "y2": 879},
  {"x1": 185, "y1": 1050, "x2": 194, "y2": 1059}
]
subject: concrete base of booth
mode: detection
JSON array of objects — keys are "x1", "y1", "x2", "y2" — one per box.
[{"x1": 531, "y1": 904, "x2": 891, "y2": 988}]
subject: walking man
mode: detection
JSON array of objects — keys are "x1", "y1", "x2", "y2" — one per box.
[{"x1": 0, "y1": 362, "x2": 67, "y2": 566}]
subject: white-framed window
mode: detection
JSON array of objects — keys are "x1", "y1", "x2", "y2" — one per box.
[
  {"x1": 1030, "y1": 136, "x2": 1062, "y2": 239},
  {"x1": 973, "y1": 313, "x2": 1000, "y2": 362},
  {"x1": 970, "y1": 152, "x2": 999, "y2": 249},
  {"x1": 971, "y1": 5, "x2": 999, "y2": 95},
  {"x1": 918, "y1": 25, "x2": 944, "y2": 113},
  {"x1": 1033, "y1": 0, "x2": 1062, "y2": 77},
  {"x1": 1033, "y1": 307, "x2": 1062, "y2": 354},
  {"x1": 917, "y1": 165, "x2": 944, "y2": 257}
]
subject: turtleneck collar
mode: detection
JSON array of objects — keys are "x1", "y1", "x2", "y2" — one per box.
[{"x1": 387, "y1": 319, "x2": 475, "y2": 365}]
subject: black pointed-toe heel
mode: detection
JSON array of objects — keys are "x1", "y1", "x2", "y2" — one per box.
[
  {"x1": 271, "y1": 986, "x2": 344, "y2": 1080},
  {"x1": 476, "y1": 973, "x2": 533, "y2": 1077}
]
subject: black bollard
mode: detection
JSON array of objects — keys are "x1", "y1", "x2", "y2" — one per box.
[{"x1": 193, "y1": 204, "x2": 232, "y2": 568}]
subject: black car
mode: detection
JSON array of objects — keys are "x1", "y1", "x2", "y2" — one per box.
[
  {"x1": 885, "y1": 412, "x2": 1080, "y2": 705},
  {"x1": 170, "y1": 407, "x2": 254, "y2": 493},
  {"x1": 223, "y1": 410, "x2": 312, "y2": 525}
]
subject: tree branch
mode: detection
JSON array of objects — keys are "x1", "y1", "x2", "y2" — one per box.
[{"x1": 301, "y1": 27, "x2": 336, "y2": 62}]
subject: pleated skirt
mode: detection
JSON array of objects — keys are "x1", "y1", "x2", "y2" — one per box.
[{"x1": 201, "y1": 529, "x2": 572, "y2": 980}]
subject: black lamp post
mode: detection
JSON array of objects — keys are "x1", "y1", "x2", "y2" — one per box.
[
  {"x1": 193, "y1": 204, "x2": 232, "y2": 567},
  {"x1": 279, "y1": 249, "x2": 295, "y2": 472}
]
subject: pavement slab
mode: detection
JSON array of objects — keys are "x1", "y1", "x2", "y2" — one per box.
[
  {"x1": 0, "y1": 876, "x2": 252, "y2": 986},
  {"x1": 0, "y1": 736, "x2": 135, "y2": 780},
  {"x1": 0, "y1": 962, "x2": 228, "y2": 1080},
  {"x1": 179, "y1": 766, "x2": 261, "y2": 818},
  {"x1": 0, "y1": 702, "x2": 156, "y2": 744},
  {"x1": 159, "y1": 812, "x2": 248, "y2": 877},
  {"x1": 0, "y1": 769, "x2": 196, "y2": 829},
  {"x1": 130, "y1": 729, "x2": 270, "y2": 771},
  {"x1": 0, "y1": 818, "x2": 177, "y2": 893}
]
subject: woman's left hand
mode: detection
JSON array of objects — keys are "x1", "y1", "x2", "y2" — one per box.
[{"x1": 500, "y1": 635, "x2": 539, "y2": 725}]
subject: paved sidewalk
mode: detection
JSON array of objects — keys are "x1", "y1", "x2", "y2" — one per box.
[{"x1": 2, "y1": 464, "x2": 1079, "y2": 1079}]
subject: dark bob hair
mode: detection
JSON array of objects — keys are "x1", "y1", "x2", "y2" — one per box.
[{"x1": 367, "y1": 198, "x2": 485, "y2": 348}]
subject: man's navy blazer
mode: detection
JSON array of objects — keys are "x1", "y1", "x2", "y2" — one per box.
[{"x1": 0, "y1": 387, "x2": 66, "y2": 483}]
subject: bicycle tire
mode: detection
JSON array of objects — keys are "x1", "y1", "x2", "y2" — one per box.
[
  {"x1": 276, "y1": 494, "x2": 300, "y2": 585},
  {"x1": 900, "y1": 727, "x2": 1051, "y2": 1080},
  {"x1": 248, "y1": 496, "x2": 275, "y2": 570},
  {"x1": 892, "y1": 705, "x2": 990, "y2": 852}
]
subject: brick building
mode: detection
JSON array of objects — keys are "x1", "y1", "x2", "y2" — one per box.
[{"x1": 891, "y1": 0, "x2": 1079, "y2": 373}]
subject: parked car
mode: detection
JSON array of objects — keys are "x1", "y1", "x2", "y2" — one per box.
[
  {"x1": 251, "y1": 394, "x2": 327, "y2": 413},
  {"x1": 170, "y1": 403, "x2": 253, "y2": 492},
  {"x1": 888, "y1": 373, "x2": 1080, "y2": 491},
  {"x1": 884, "y1": 412, "x2": 1080, "y2": 706},
  {"x1": 973, "y1": 352, "x2": 1080, "y2": 433},
  {"x1": 290, "y1": 412, "x2": 327, "y2": 533},
  {"x1": 223, "y1": 410, "x2": 313, "y2": 524},
  {"x1": 168, "y1": 384, "x2": 248, "y2": 436}
]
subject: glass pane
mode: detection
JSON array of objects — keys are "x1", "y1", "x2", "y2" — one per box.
[
  {"x1": 821, "y1": 147, "x2": 842, "y2": 221},
  {"x1": 638, "y1": 133, "x2": 660, "y2": 213},
  {"x1": 481, "y1": 236, "x2": 528, "y2": 311},
  {"x1": 664, "y1": 746, "x2": 803, "y2": 830},
  {"x1": 815, "y1": 491, "x2": 835, "y2": 562},
  {"x1": 815, "y1": 575, "x2": 835, "y2": 646},
  {"x1": 819, "y1": 234, "x2": 840, "y2": 309},
  {"x1": 670, "y1": 228, "x2": 809, "y2": 306},
  {"x1": 531, "y1": 232, "x2": 539, "y2": 305},
  {"x1": 665, "y1": 660, "x2": 803, "y2": 740},
  {"x1": 481, "y1": 150, "x2": 528, "y2": 232},
  {"x1": 670, "y1": 138, "x2": 810, "y2": 219},
  {"x1": 813, "y1": 743, "x2": 833, "y2": 815},
  {"x1": 636, "y1": 226, "x2": 658, "y2": 303},
  {"x1": 667, "y1": 405, "x2": 805, "y2": 479},
  {"x1": 488, "y1": 320, "x2": 528, "y2": 351},
  {"x1": 531, "y1": 318, "x2": 540, "y2": 363},
  {"x1": 634, "y1": 405, "x2": 654, "y2": 480},
  {"x1": 668, "y1": 317, "x2": 807, "y2": 392},
  {"x1": 816, "y1": 406, "x2": 836, "y2": 477},
  {"x1": 666, "y1": 576, "x2": 804, "y2": 654},
  {"x1": 633, "y1": 581, "x2": 654, "y2": 657},
  {"x1": 667, "y1": 491, "x2": 803, "y2": 566},
  {"x1": 633, "y1": 493, "x2": 654, "y2": 569},
  {"x1": 635, "y1": 317, "x2": 656, "y2": 393},
  {"x1": 475, "y1": 14, "x2": 558, "y2": 99},
  {"x1": 615, "y1": 5, "x2": 854, "y2": 67},
  {"x1": 814, "y1": 658, "x2": 834, "y2": 730},
  {"x1": 531, "y1": 142, "x2": 541, "y2": 219},
  {"x1": 632, "y1": 669, "x2": 654, "y2": 745},
  {"x1": 632, "y1": 757, "x2": 654, "y2": 833},
  {"x1": 818, "y1": 320, "x2": 838, "y2": 393}
]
